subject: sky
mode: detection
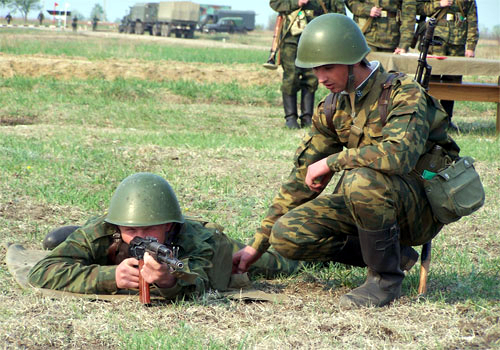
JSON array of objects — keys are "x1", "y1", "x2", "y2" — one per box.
[{"x1": 10, "y1": 0, "x2": 500, "y2": 30}]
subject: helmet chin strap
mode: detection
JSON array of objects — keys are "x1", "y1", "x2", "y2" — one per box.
[{"x1": 347, "y1": 65, "x2": 356, "y2": 118}]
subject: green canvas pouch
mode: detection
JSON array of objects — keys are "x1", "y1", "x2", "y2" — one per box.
[{"x1": 423, "y1": 156, "x2": 485, "y2": 224}]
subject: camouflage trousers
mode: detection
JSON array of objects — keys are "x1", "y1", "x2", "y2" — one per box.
[
  {"x1": 429, "y1": 41, "x2": 466, "y2": 57},
  {"x1": 269, "y1": 167, "x2": 443, "y2": 261},
  {"x1": 280, "y1": 40, "x2": 318, "y2": 95}
]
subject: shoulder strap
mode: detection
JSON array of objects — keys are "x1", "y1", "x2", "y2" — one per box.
[
  {"x1": 378, "y1": 72, "x2": 405, "y2": 125},
  {"x1": 323, "y1": 92, "x2": 339, "y2": 131}
]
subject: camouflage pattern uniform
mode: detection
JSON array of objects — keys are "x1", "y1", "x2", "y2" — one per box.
[
  {"x1": 417, "y1": 0, "x2": 478, "y2": 121},
  {"x1": 272, "y1": 0, "x2": 346, "y2": 95},
  {"x1": 249, "y1": 62, "x2": 459, "y2": 261},
  {"x1": 346, "y1": 0, "x2": 417, "y2": 51},
  {"x1": 28, "y1": 215, "x2": 301, "y2": 299}
]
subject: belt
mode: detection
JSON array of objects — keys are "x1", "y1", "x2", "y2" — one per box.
[{"x1": 380, "y1": 10, "x2": 397, "y2": 18}]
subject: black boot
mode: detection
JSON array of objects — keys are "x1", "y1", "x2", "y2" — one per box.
[
  {"x1": 339, "y1": 224, "x2": 405, "y2": 308},
  {"x1": 333, "y1": 235, "x2": 366, "y2": 267},
  {"x1": 283, "y1": 92, "x2": 300, "y2": 129},
  {"x1": 441, "y1": 99, "x2": 459, "y2": 132},
  {"x1": 333, "y1": 236, "x2": 418, "y2": 271},
  {"x1": 42, "y1": 225, "x2": 80, "y2": 250},
  {"x1": 299, "y1": 89, "x2": 315, "y2": 128}
]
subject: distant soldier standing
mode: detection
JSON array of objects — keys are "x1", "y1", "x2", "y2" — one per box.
[
  {"x1": 417, "y1": 0, "x2": 478, "y2": 129},
  {"x1": 5, "y1": 12, "x2": 12, "y2": 25},
  {"x1": 37, "y1": 11, "x2": 44, "y2": 26},
  {"x1": 92, "y1": 16, "x2": 99, "y2": 31},
  {"x1": 72, "y1": 16, "x2": 78, "y2": 32},
  {"x1": 271, "y1": 0, "x2": 346, "y2": 129},
  {"x1": 346, "y1": 0, "x2": 417, "y2": 54}
]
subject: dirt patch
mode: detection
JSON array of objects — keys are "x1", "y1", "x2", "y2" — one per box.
[
  {"x1": 0, "y1": 53, "x2": 281, "y2": 86},
  {"x1": 0, "y1": 114, "x2": 37, "y2": 126}
]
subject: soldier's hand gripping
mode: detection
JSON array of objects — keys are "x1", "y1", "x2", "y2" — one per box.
[
  {"x1": 439, "y1": 0, "x2": 453, "y2": 7},
  {"x1": 298, "y1": 0, "x2": 309, "y2": 6},
  {"x1": 305, "y1": 158, "x2": 333, "y2": 192},
  {"x1": 370, "y1": 7, "x2": 382, "y2": 17},
  {"x1": 115, "y1": 257, "x2": 140, "y2": 289},
  {"x1": 140, "y1": 252, "x2": 176, "y2": 288}
]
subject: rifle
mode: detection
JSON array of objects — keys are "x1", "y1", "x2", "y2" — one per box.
[
  {"x1": 263, "y1": 14, "x2": 283, "y2": 70},
  {"x1": 128, "y1": 236, "x2": 184, "y2": 305},
  {"x1": 414, "y1": 17, "x2": 437, "y2": 91},
  {"x1": 414, "y1": 18, "x2": 438, "y2": 295}
]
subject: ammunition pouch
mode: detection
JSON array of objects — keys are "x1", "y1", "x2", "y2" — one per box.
[
  {"x1": 422, "y1": 156, "x2": 485, "y2": 224},
  {"x1": 289, "y1": 9, "x2": 308, "y2": 36}
]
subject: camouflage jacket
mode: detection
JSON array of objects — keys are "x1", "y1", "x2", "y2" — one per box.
[
  {"x1": 417, "y1": 0, "x2": 478, "y2": 51},
  {"x1": 28, "y1": 215, "x2": 229, "y2": 299},
  {"x1": 270, "y1": 0, "x2": 346, "y2": 43},
  {"x1": 346, "y1": 0, "x2": 417, "y2": 50},
  {"x1": 250, "y1": 62, "x2": 458, "y2": 253}
]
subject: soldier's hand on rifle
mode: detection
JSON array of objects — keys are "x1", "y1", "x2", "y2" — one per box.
[
  {"x1": 141, "y1": 252, "x2": 177, "y2": 288},
  {"x1": 116, "y1": 257, "x2": 140, "y2": 289},
  {"x1": 439, "y1": 0, "x2": 453, "y2": 7},
  {"x1": 394, "y1": 47, "x2": 407, "y2": 54},
  {"x1": 465, "y1": 50, "x2": 475, "y2": 58},
  {"x1": 370, "y1": 7, "x2": 382, "y2": 17},
  {"x1": 305, "y1": 158, "x2": 333, "y2": 192},
  {"x1": 298, "y1": 0, "x2": 309, "y2": 6}
]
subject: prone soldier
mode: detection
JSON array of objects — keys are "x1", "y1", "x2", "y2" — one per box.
[{"x1": 28, "y1": 173, "x2": 302, "y2": 300}]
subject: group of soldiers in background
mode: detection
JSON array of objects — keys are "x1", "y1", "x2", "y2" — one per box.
[{"x1": 271, "y1": 0, "x2": 479, "y2": 129}]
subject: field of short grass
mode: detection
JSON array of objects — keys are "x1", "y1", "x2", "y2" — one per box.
[{"x1": 0, "y1": 28, "x2": 499, "y2": 349}]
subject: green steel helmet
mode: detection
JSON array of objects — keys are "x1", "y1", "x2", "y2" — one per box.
[
  {"x1": 295, "y1": 14, "x2": 371, "y2": 69},
  {"x1": 105, "y1": 172, "x2": 184, "y2": 227}
]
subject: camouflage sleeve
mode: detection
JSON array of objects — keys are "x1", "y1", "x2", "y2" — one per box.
[
  {"x1": 346, "y1": 0, "x2": 373, "y2": 17},
  {"x1": 270, "y1": 0, "x2": 301, "y2": 13},
  {"x1": 326, "y1": 79, "x2": 430, "y2": 175},
  {"x1": 466, "y1": 0, "x2": 478, "y2": 51},
  {"x1": 27, "y1": 228, "x2": 118, "y2": 294},
  {"x1": 419, "y1": 0, "x2": 442, "y2": 15},
  {"x1": 251, "y1": 103, "x2": 343, "y2": 253},
  {"x1": 399, "y1": 0, "x2": 417, "y2": 50},
  {"x1": 332, "y1": 0, "x2": 347, "y2": 14}
]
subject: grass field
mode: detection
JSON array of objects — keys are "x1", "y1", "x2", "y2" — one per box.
[{"x1": 0, "y1": 28, "x2": 499, "y2": 349}]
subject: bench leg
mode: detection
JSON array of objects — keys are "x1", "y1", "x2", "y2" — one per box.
[{"x1": 418, "y1": 241, "x2": 432, "y2": 295}]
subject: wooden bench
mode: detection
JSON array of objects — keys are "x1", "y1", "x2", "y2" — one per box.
[{"x1": 428, "y1": 79, "x2": 500, "y2": 134}]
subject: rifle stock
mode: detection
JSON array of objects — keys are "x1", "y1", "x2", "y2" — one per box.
[
  {"x1": 138, "y1": 260, "x2": 151, "y2": 305},
  {"x1": 263, "y1": 15, "x2": 283, "y2": 70},
  {"x1": 418, "y1": 242, "x2": 431, "y2": 295}
]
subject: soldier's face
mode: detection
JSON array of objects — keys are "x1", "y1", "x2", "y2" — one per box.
[
  {"x1": 313, "y1": 64, "x2": 348, "y2": 93},
  {"x1": 119, "y1": 223, "x2": 174, "y2": 245}
]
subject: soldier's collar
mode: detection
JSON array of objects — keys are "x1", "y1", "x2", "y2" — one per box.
[{"x1": 340, "y1": 61, "x2": 380, "y2": 99}]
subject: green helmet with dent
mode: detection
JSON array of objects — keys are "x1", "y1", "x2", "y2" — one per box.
[
  {"x1": 105, "y1": 172, "x2": 184, "y2": 227},
  {"x1": 295, "y1": 14, "x2": 371, "y2": 69}
]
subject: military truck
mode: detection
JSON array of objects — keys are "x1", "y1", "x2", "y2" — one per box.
[
  {"x1": 204, "y1": 17, "x2": 247, "y2": 34},
  {"x1": 209, "y1": 10, "x2": 255, "y2": 32},
  {"x1": 119, "y1": 1, "x2": 199, "y2": 38}
]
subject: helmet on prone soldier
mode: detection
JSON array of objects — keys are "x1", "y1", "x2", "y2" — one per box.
[
  {"x1": 295, "y1": 14, "x2": 371, "y2": 69},
  {"x1": 105, "y1": 172, "x2": 184, "y2": 227}
]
